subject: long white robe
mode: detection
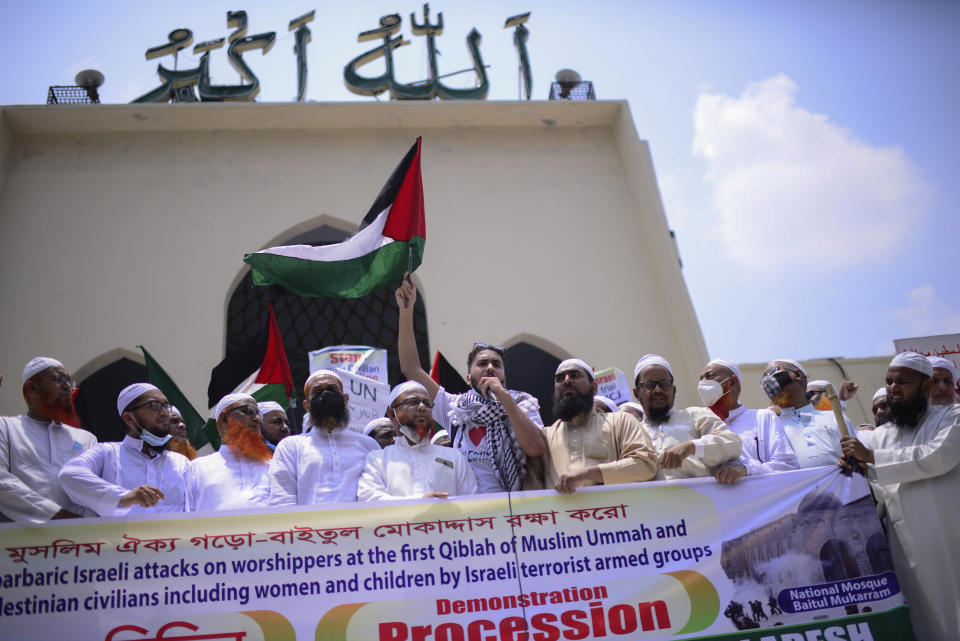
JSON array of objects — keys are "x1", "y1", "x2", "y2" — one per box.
[
  {"x1": 357, "y1": 437, "x2": 478, "y2": 501},
  {"x1": 778, "y1": 403, "x2": 850, "y2": 468},
  {"x1": 0, "y1": 415, "x2": 96, "y2": 522},
  {"x1": 724, "y1": 405, "x2": 799, "y2": 475},
  {"x1": 185, "y1": 446, "x2": 270, "y2": 512},
  {"x1": 58, "y1": 435, "x2": 188, "y2": 516},
  {"x1": 867, "y1": 404, "x2": 960, "y2": 641},
  {"x1": 639, "y1": 406, "x2": 741, "y2": 480},
  {"x1": 267, "y1": 426, "x2": 379, "y2": 505}
]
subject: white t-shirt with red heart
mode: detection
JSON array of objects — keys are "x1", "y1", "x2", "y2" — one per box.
[{"x1": 432, "y1": 387, "x2": 543, "y2": 493}]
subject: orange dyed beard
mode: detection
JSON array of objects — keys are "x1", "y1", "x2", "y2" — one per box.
[
  {"x1": 39, "y1": 393, "x2": 82, "y2": 427},
  {"x1": 222, "y1": 418, "x2": 272, "y2": 462},
  {"x1": 167, "y1": 438, "x2": 198, "y2": 460}
]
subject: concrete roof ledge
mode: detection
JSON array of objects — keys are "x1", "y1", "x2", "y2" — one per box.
[{"x1": 1, "y1": 100, "x2": 626, "y2": 135}]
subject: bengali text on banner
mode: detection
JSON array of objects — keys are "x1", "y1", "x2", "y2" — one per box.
[{"x1": 0, "y1": 467, "x2": 915, "y2": 641}]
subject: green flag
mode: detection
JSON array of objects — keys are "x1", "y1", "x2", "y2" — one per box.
[{"x1": 139, "y1": 345, "x2": 213, "y2": 449}]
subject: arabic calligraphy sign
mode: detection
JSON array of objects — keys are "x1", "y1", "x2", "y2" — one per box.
[
  {"x1": 133, "y1": 5, "x2": 533, "y2": 104},
  {"x1": 0, "y1": 469, "x2": 915, "y2": 640}
]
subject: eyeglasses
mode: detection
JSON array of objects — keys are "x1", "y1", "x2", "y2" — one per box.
[
  {"x1": 229, "y1": 405, "x2": 260, "y2": 418},
  {"x1": 473, "y1": 342, "x2": 505, "y2": 355},
  {"x1": 129, "y1": 400, "x2": 172, "y2": 413},
  {"x1": 394, "y1": 397, "x2": 434, "y2": 410},
  {"x1": 637, "y1": 379, "x2": 673, "y2": 392}
]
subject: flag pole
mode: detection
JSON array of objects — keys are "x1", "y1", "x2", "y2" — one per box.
[{"x1": 404, "y1": 246, "x2": 413, "y2": 308}]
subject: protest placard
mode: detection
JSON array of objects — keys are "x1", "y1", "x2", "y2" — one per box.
[{"x1": 309, "y1": 346, "x2": 388, "y2": 383}]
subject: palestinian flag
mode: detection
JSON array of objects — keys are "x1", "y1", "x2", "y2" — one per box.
[
  {"x1": 430, "y1": 350, "x2": 470, "y2": 394},
  {"x1": 243, "y1": 138, "x2": 425, "y2": 298},
  {"x1": 205, "y1": 303, "x2": 295, "y2": 449},
  {"x1": 140, "y1": 345, "x2": 209, "y2": 449}
]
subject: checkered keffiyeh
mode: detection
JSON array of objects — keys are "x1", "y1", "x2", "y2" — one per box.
[{"x1": 448, "y1": 389, "x2": 539, "y2": 492}]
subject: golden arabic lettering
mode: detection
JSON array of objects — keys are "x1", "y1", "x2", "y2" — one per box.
[{"x1": 343, "y1": 4, "x2": 490, "y2": 101}]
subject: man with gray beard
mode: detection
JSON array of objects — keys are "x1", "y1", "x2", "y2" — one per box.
[
  {"x1": 541, "y1": 359, "x2": 657, "y2": 494},
  {"x1": 840, "y1": 352, "x2": 960, "y2": 641},
  {"x1": 268, "y1": 370, "x2": 378, "y2": 505}
]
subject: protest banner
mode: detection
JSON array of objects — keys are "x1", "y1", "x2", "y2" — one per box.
[
  {"x1": 0, "y1": 468, "x2": 914, "y2": 640},
  {"x1": 335, "y1": 368, "x2": 390, "y2": 433},
  {"x1": 894, "y1": 332, "x2": 960, "y2": 401},
  {"x1": 309, "y1": 346, "x2": 388, "y2": 383},
  {"x1": 594, "y1": 368, "x2": 632, "y2": 406}
]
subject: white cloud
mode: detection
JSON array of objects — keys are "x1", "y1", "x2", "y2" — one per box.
[
  {"x1": 692, "y1": 74, "x2": 926, "y2": 272},
  {"x1": 892, "y1": 285, "x2": 960, "y2": 336}
]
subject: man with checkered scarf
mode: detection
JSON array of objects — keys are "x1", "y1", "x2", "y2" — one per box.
[{"x1": 395, "y1": 274, "x2": 546, "y2": 493}]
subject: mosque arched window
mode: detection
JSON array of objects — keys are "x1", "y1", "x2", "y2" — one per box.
[
  {"x1": 819, "y1": 539, "x2": 860, "y2": 582},
  {"x1": 865, "y1": 531, "x2": 894, "y2": 574},
  {"x1": 73, "y1": 349, "x2": 148, "y2": 442},
  {"x1": 502, "y1": 334, "x2": 572, "y2": 426}
]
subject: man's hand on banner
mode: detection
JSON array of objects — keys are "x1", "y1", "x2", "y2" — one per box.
[
  {"x1": 119, "y1": 484, "x2": 166, "y2": 508},
  {"x1": 422, "y1": 491, "x2": 450, "y2": 499},
  {"x1": 660, "y1": 441, "x2": 695, "y2": 469},
  {"x1": 555, "y1": 467, "x2": 602, "y2": 494},
  {"x1": 715, "y1": 464, "x2": 747, "y2": 484}
]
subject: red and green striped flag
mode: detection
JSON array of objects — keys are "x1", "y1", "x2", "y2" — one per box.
[
  {"x1": 205, "y1": 303, "x2": 295, "y2": 448},
  {"x1": 243, "y1": 138, "x2": 425, "y2": 298}
]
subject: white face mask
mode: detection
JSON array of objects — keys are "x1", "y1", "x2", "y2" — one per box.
[
  {"x1": 697, "y1": 378, "x2": 730, "y2": 407},
  {"x1": 399, "y1": 424, "x2": 427, "y2": 445},
  {"x1": 131, "y1": 416, "x2": 172, "y2": 447}
]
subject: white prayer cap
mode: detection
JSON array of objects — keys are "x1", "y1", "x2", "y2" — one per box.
[
  {"x1": 117, "y1": 383, "x2": 160, "y2": 415},
  {"x1": 388, "y1": 381, "x2": 428, "y2": 407},
  {"x1": 634, "y1": 354, "x2": 672, "y2": 382},
  {"x1": 807, "y1": 379, "x2": 831, "y2": 391},
  {"x1": 556, "y1": 359, "x2": 594, "y2": 380},
  {"x1": 872, "y1": 387, "x2": 887, "y2": 402},
  {"x1": 21, "y1": 357, "x2": 64, "y2": 384},
  {"x1": 619, "y1": 401, "x2": 644, "y2": 414},
  {"x1": 706, "y1": 358, "x2": 741, "y2": 382},
  {"x1": 771, "y1": 358, "x2": 807, "y2": 377},
  {"x1": 215, "y1": 393, "x2": 257, "y2": 420},
  {"x1": 431, "y1": 429, "x2": 450, "y2": 444},
  {"x1": 258, "y1": 401, "x2": 285, "y2": 417},
  {"x1": 928, "y1": 356, "x2": 958, "y2": 382},
  {"x1": 304, "y1": 369, "x2": 342, "y2": 394},
  {"x1": 169, "y1": 405, "x2": 182, "y2": 418},
  {"x1": 595, "y1": 395, "x2": 618, "y2": 412},
  {"x1": 364, "y1": 417, "x2": 395, "y2": 436},
  {"x1": 890, "y1": 352, "x2": 933, "y2": 377}
]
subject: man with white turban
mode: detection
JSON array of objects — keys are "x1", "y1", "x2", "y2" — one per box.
[
  {"x1": 840, "y1": 352, "x2": 960, "y2": 641},
  {"x1": 185, "y1": 394, "x2": 272, "y2": 511},
  {"x1": 928, "y1": 356, "x2": 958, "y2": 406},
  {"x1": 542, "y1": 359, "x2": 658, "y2": 493},
  {"x1": 268, "y1": 370, "x2": 379, "y2": 505},
  {"x1": 698, "y1": 358, "x2": 797, "y2": 478},
  {"x1": 870, "y1": 387, "x2": 891, "y2": 428},
  {"x1": 166, "y1": 406, "x2": 198, "y2": 460},
  {"x1": 633, "y1": 354, "x2": 741, "y2": 481},
  {"x1": 395, "y1": 275, "x2": 545, "y2": 493},
  {"x1": 59, "y1": 383, "x2": 188, "y2": 515},
  {"x1": 258, "y1": 401, "x2": 291, "y2": 451},
  {"x1": 364, "y1": 417, "x2": 400, "y2": 449},
  {"x1": 761, "y1": 358, "x2": 851, "y2": 468},
  {"x1": 0, "y1": 357, "x2": 96, "y2": 523},
  {"x1": 358, "y1": 382, "x2": 477, "y2": 500}
]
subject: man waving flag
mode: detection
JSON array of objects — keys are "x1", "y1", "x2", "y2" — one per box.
[{"x1": 244, "y1": 138, "x2": 425, "y2": 298}]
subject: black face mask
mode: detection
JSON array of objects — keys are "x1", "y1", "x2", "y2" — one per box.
[{"x1": 310, "y1": 389, "x2": 346, "y2": 418}]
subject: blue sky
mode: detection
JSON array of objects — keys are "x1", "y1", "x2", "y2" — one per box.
[{"x1": 2, "y1": 0, "x2": 957, "y2": 364}]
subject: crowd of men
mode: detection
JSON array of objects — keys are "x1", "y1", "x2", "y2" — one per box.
[{"x1": 1, "y1": 275, "x2": 957, "y2": 640}]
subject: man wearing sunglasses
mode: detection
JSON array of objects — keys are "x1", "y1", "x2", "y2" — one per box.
[
  {"x1": 185, "y1": 393, "x2": 272, "y2": 511},
  {"x1": 359, "y1": 381, "x2": 477, "y2": 500},
  {"x1": 59, "y1": 383, "x2": 188, "y2": 515},
  {"x1": 0, "y1": 356, "x2": 96, "y2": 523},
  {"x1": 395, "y1": 274, "x2": 545, "y2": 493},
  {"x1": 633, "y1": 354, "x2": 741, "y2": 482}
]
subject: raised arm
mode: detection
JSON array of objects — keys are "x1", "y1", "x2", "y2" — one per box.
[{"x1": 395, "y1": 273, "x2": 440, "y2": 400}]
